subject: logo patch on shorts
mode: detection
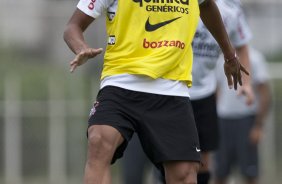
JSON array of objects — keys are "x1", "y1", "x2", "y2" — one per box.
[{"x1": 89, "y1": 101, "x2": 99, "y2": 116}]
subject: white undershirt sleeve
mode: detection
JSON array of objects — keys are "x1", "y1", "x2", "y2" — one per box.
[{"x1": 77, "y1": 0, "x2": 115, "y2": 18}]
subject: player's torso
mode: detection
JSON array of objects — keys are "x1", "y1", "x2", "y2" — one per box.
[{"x1": 102, "y1": 0, "x2": 200, "y2": 86}]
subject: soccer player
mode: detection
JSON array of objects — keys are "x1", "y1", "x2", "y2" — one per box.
[
  {"x1": 190, "y1": 0, "x2": 254, "y2": 183},
  {"x1": 63, "y1": 0, "x2": 248, "y2": 183},
  {"x1": 214, "y1": 47, "x2": 271, "y2": 184}
]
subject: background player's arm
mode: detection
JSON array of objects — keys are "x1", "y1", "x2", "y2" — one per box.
[
  {"x1": 64, "y1": 9, "x2": 103, "y2": 72},
  {"x1": 255, "y1": 82, "x2": 271, "y2": 128},
  {"x1": 236, "y1": 45, "x2": 251, "y2": 84},
  {"x1": 236, "y1": 45, "x2": 254, "y2": 105},
  {"x1": 249, "y1": 81, "x2": 271, "y2": 144},
  {"x1": 199, "y1": 0, "x2": 249, "y2": 90}
]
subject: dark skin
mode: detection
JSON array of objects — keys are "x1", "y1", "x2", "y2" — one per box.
[
  {"x1": 64, "y1": 0, "x2": 249, "y2": 90},
  {"x1": 64, "y1": 9, "x2": 102, "y2": 72}
]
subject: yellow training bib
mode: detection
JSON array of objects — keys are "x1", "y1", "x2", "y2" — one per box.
[{"x1": 102, "y1": 0, "x2": 200, "y2": 87}]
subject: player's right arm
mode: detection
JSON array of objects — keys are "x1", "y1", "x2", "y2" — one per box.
[{"x1": 64, "y1": 9, "x2": 103, "y2": 73}]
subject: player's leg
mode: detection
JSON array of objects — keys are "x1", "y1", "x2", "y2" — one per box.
[
  {"x1": 84, "y1": 86, "x2": 136, "y2": 184},
  {"x1": 163, "y1": 161, "x2": 199, "y2": 184},
  {"x1": 121, "y1": 134, "x2": 149, "y2": 184},
  {"x1": 84, "y1": 125, "x2": 124, "y2": 184},
  {"x1": 213, "y1": 118, "x2": 236, "y2": 184},
  {"x1": 191, "y1": 94, "x2": 219, "y2": 184},
  {"x1": 197, "y1": 152, "x2": 211, "y2": 184},
  {"x1": 236, "y1": 116, "x2": 259, "y2": 184},
  {"x1": 101, "y1": 165, "x2": 112, "y2": 184}
]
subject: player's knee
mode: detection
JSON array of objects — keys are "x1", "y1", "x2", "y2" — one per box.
[
  {"x1": 180, "y1": 167, "x2": 198, "y2": 184},
  {"x1": 174, "y1": 174, "x2": 197, "y2": 184},
  {"x1": 88, "y1": 131, "x2": 114, "y2": 156},
  {"x1": 88, "y1": 132, "x2": 102, "y2": 148},
  {"x1": 185, "y1": 181, "x2": 197, "y2": 184},
  {"x1": 165, "y1": 162, "x2": 199, "y2": 184},
  {"x1": 179, "y1": 175, "x2": 197, "y2": 184}
]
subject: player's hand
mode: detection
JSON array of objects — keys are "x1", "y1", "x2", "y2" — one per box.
[
  {"x1": 249, "y1": 125, "x2": 263, "y2": 145},
  {"x1": 237, "y1": 84, "x2": 255, "y2": 106},
  {"x1": 70, "y1": 48, "x2": 103, "y2": 73},
  {"x1": 223, "y1": 54, "x2": 249, "y2": 90}
]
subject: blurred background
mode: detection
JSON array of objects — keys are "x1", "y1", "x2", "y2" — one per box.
[{"x1": 0, "y1": 0, "x2": 281, "y2": 184}]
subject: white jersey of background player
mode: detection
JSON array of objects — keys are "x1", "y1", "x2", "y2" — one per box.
[
  {"x1": 189, "y1": 1, "x2": 253, "y2": 183},
  {"x1": 190, "y1": 0, "x2": 252, "y2": 100}
]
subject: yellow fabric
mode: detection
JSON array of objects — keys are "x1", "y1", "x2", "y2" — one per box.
[{"x1": 102, "y1": 0, "x2": 200, "y2": 87}]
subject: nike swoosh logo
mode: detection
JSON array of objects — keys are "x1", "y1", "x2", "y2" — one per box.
[{"x1": 145, "y1": 16, "x2": 181, "y2": 32}]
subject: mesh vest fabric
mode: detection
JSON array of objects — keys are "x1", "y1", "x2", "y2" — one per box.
[{"x1": 102, "y1": 0, "x2": 200, "y2": 87}]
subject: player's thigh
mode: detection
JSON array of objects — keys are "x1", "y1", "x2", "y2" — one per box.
[
  {"x1": 87, "y1": 86, "x2": 135, "y2": 162},
  {"x1": 87, "y1": 125, "x2": 124, "y2": 153}
]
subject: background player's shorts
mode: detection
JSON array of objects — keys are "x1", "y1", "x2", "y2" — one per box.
[
  {"x1": 191, "y1": 94, "x2": 219, "y2": 152},
  {"x1": 214, "y1": 115, "x2": 259, "y2": 178},
  {"x1": 88, "y1": 86, "x2": 201, "y2": 170}
]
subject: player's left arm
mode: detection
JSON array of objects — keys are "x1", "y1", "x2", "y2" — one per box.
[
  {"x1": 236, "y1": 45, "x2": 255, "y2": 105},
  {"x1": 249, "y1": 81, "x2": 271, "y2": 144},
  {"x1": 199, "y1": 0, "x2": 248, "y2": 90}
]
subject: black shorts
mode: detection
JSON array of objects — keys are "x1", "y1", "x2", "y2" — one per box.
[
  {"x1": 88, "y1": 86, "x2": 201, "y2": 170},
  {"x1": 191, "y1": 94, "x2": 219, "y2": 152},
  {"x1": 214, "y1": 116, "x2": 258, "y2": 178}
]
